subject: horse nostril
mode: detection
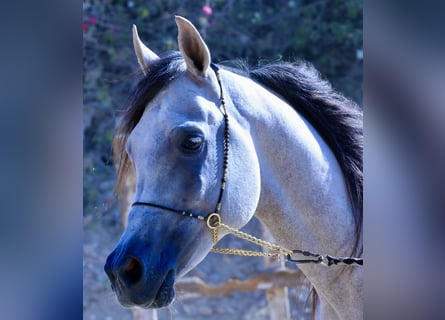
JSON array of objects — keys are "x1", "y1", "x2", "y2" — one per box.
[{"x1": 122, "y1": 256, "x2": 143, "y2": 285}]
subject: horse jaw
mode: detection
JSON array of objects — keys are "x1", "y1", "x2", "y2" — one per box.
[
  {"x1": 132, "y1": 24, "x2": 159, "y2": 75},
  {"x1": 175, "y1": 16, "x2": 211, "y2": 79}
]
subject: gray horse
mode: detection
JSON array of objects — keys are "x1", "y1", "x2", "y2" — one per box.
[{"x1": 105, "y1": 16, "x2": 363, "y2": 319}]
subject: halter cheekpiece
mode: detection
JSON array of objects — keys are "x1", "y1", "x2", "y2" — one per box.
[{"x1": 131, "y1": 64, "x2": 363, "y2": 267}]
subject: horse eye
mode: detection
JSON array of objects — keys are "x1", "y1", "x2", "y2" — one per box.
[{"x1": 181, "y1": 135, "x2": 204, "y2": 152}]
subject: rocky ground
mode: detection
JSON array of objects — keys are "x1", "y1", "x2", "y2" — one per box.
[{"x1": 83, "y1": 209, "x2": 313, "y2": 320}]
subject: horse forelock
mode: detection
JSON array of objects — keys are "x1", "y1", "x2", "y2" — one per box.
[{"x1": 114, "y1": 52, "x2": 184, "y2": 193}]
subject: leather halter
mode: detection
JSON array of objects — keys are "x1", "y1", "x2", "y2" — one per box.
[{"x1": 132, "y1": 63, "x2": 229, "y2": 228}]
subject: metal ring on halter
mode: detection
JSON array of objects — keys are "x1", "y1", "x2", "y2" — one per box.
[{"x1": 206, "y1": 213, "x2": 221, "y2": 229}]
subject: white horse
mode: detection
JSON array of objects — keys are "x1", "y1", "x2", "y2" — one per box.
[{"x1": 105, "y1": 16, "x2": 363, "y2": 319}]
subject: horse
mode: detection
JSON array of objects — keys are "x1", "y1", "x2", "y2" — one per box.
[{"x1": 104, "y1": 16, "x2": 363, "y2": 319}]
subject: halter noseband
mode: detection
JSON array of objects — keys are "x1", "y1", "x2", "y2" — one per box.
[{"x1": 132, "y1": 63, "x2": 229, "y2": 228}]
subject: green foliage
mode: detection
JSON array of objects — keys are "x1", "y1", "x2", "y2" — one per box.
[{"x1": 83, "y1": 0, "x2": 362, "y2": 217}]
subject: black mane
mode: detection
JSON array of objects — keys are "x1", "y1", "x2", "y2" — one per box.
[
  {"x1": 118, "y1": 52, "x2": 183, "y2": 138},
  {"x1": 248, "y1": 62, "x2": 363, "y2": 254}
]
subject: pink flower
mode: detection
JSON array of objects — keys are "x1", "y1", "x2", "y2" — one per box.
[
  {"x1": 202, "y1": 5, "x2": 212, "y2": 16},
  {"x1": 90, "y1": 16, "x2": 97, "y2": 24},
  {"x1": 83, "y1": 22, "x2": 89, "y2": 31}
]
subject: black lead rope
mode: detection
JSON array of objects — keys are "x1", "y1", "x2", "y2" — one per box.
[
  {"x1": 131, "y1": 63, "x2": 363, "y2": 267},
  {"x1": 287, "y1": 249, "x2": 363, "y2": 266}
]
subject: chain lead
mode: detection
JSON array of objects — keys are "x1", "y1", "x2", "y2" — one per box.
[{"x1": 209, "y1": 216, "x2": 363, "y2": 266}]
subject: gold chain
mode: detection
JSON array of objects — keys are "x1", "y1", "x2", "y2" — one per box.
[
  {"x1": 209, "y1": 214, "x2": 293, "y2": 259},
  {"x1": 211, "y1": 248, "x2": 281, "y2": 259}
]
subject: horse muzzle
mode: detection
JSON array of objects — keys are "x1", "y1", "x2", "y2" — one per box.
[{"x1": 104, "y1": 242, "x2": 176, "y2": 308}]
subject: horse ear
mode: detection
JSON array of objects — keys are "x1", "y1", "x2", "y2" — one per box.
[
  {"x1": 175, "y1": 16, "x2": 211, "y2": 78},
  {"x1": 132, "y1": 24, "x2": 159, "y2": 75}
]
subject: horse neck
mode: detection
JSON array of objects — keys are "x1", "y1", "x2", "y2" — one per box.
[{"x1": 224, "y1": 70, "x2": 363, "y2": 319}]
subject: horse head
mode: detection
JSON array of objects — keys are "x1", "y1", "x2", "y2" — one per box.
[{"x1": 104, "y1": 16, "x2": 261, "y2": 309}]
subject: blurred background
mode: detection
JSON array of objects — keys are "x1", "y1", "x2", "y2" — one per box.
[
  {"x1": 2, "y1": 1, "x2": 445, "y2": 319},
  {"x1": 83, "y1": 1, "x2": 362, "y2": 319}
]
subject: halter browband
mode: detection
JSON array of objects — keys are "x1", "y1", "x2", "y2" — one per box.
[{"x1": 132, "y1": 63, "x2": 229, "y2": 227}]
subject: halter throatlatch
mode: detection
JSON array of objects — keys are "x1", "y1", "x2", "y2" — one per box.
[{"x1": 131, "y1": 63, "x2": 363, "y2": 267}]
